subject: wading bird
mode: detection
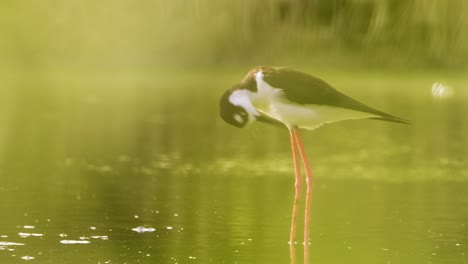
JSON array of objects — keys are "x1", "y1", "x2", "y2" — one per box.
[{"x1": 219, "y1": 66, "x2": 409, "y2": 247}]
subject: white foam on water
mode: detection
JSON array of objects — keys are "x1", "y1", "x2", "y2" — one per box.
[
  {"x1": 18, "y1": 233, "x2": 43, "y2": 238},
  {"x1": 60, "y1": 240, "x2": 91, "y2": 245},
  {"x1": 132, "y1": 226, "x2": 155, "y2": 233},
  {"x1": 0, "y1": 242, "x2": 25, "y2": 246}
]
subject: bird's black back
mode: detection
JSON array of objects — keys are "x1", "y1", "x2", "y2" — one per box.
[{"x1": 259, "y1": 67, "x2": 409, "y2": 124}]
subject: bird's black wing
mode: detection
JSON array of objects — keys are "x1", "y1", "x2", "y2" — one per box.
[{"x1": 261, "y1": 67, "x2": 409, "y2": 124}]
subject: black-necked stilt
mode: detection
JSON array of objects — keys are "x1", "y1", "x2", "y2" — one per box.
[{"x1": 219, "y1": 66, "x2": 409, "y2": 246}]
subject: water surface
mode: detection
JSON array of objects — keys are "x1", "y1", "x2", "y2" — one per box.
[{"x1": 0, "y1": 70, "x2": 467, "y2": 263}]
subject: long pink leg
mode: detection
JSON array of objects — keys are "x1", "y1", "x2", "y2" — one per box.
[
  {"x1": 293, "y1": 129, "x2": 313, "y2": 259},
  {"x1": 289, "y1": 128, "x2": 302, "y2": 245}
]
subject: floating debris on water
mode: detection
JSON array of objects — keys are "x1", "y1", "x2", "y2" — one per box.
[
  {"x1": 90, "y1": 226, "x2": 96, "y2": 230},
  {"x1": 166, "y1": 226, "x2": 173, "y2": 230},
  {"x1": 60, "y1": 240, "x2": 91, "y2": 244},
  {"x1": 132, "y1": 226, "x2": 156, "y2": 233},
  {"x1": 19, "y1": 233, "x2": 43, "y2": 238},
  {"x1": 23, "y1": 226, "x2": 35, "y2": 229},
  {"x1": 0, "y1": 242, "x2": 25, "y2": 246},
  {"x1": 90, "y1": 236, "x2": 109, "y2": 240},
  {"x1": 59, "y1": 233, "x2": 67, "y2": 238},
  {"x1": 21, "y1": 256, "x2": 35, "y2": 260}
]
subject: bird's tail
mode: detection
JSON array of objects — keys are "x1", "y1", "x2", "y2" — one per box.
[{"x1": 369, "y1": 115, "x2": 411, "y2": 125}]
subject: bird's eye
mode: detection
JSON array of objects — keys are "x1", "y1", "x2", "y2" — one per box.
[{"x1": 233, "y1": 114, "x2": 243, "y2": 123}]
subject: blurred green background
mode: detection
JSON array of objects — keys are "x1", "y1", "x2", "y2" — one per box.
[
  {"x1": 1, "y1": 0, "x2": 468, "y2": 70},
  {"x1": 0, "y1": 1, "x2": 467, "y2": 264}
]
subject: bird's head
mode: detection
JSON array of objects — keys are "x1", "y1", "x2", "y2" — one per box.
[{"x1": 219, "y1": 86, "x2": 259, "y2": 128}]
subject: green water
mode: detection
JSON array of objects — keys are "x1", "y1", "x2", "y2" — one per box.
[{"x1": 0, "y1": 70, "x2": 467, "y2": 263}]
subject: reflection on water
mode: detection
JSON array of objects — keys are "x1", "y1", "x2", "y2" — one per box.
[{"x1": 0, "y1": 71, "x2": 467, "y2": 263}]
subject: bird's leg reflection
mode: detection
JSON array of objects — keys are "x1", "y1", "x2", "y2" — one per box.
[{"x1": 289, "y1": 242, "x2": 297, "y2": 264}]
